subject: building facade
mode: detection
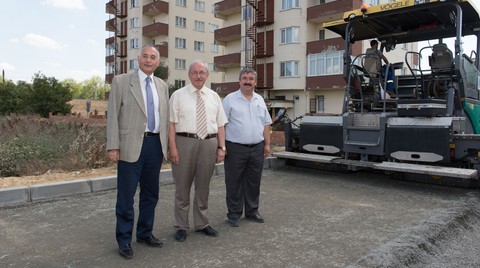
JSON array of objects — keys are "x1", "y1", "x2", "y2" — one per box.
[
  {"x1": 212, "y1": 0, "x2": 417, "y2": 118},
  {"x1": 105, "y1": 0, "x2": 417, "y2": 117},
  {"x1": 105, "y1": 0, "x2": 224, "y2": 89}
]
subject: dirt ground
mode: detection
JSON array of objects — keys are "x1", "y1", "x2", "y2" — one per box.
[{"x1": 69, "y1": 99, "x2": 108, "y2": 118}]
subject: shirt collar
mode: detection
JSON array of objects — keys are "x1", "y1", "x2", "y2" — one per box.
[{"x1": 138, "y1": 69, "x2": 152, "y2": 82}]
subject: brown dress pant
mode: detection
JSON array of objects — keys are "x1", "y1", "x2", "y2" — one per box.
[{"x1": 172, "y1": 135, "x2": 217, "y2": 230}]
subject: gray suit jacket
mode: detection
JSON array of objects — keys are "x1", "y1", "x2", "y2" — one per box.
[{"x1": 106, "y1": 71, "x2": 169, "y2": 162}]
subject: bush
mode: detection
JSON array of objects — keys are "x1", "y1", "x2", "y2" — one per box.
[{"x1": 0, "y1": 115, "x2": 111, "y2": 177}]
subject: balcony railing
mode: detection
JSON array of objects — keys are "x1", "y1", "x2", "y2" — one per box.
[
  {"x1": 213, "y1": 0, "x2": 241, "y2": 18},
  {"x1": 214, "y1": 53, "x2": 241, "y2": 68},
  {"x1": 215, "y1": 24, "x2": 241, "y2": 43},
  {"x1": 143, "y1": 1, "x2": 169, "y2": 17},
  {"x1": 307, "y1": 0, "x2": 362, "y2": 24},
  {"x1": 306, "y1": 75, "x2": 346, "y2": 90},
  {"x1": 154, "y1": 43, "x2": 168, "y2": 58},
  {"x1": 106, "y1": 18, "x2": 115, "y2": 32},
  {"x1": 143, "y1": 22, "x2": 169, "y2": 37},
  {"x1": 211, "y1": 82, "x2": 239, "y2": 95}
]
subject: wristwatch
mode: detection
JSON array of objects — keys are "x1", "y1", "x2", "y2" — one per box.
[{"x1": 218, "y1": 146, "x2": 227, "y2": 151}]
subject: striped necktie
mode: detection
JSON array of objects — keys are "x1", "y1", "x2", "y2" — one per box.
[
  {"x1": 145, "y1": 77, "x2": 155, "y2": 132},
  {"x1": 196, "y1": 90, "x2": 208, "y2": 139}
]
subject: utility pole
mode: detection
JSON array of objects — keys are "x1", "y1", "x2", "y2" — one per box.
[{"x1": 2, "y1": 69, "x2": 4, "y2": 83}]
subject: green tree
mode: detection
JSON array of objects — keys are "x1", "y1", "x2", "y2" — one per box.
[
  {"x1": 62, "y1": 78, "x2": 83, "y2": 99},
  {"x1": 82, "y1": 76, "x2": 109, "y2": 100},
  {"x1": 0, "y1": 80, "x2": 32, "y2": 115},
  {"x1": 29, "y1": 73, "x2": 73, "y2": 117},
  {"x1": 154, "y1": 62, "x2": 169, "y2": 80}
]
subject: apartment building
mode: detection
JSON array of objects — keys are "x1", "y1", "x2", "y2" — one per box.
[
  {"x1": 105, "y1": 0, "x2": 224, "y2": 89},
  {"x1": 212, "y1": 0, "x2": 417, "y2": 118}
]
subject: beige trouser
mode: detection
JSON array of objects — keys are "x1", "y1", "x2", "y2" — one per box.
[{"x1": 172, "y1": 135, "x2": 217, "y2": 230}]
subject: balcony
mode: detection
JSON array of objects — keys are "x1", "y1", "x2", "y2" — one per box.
[
  {"x1": 143, "y1": 22, "x2": 169, "y2": 37},
  {"x1": 105, "y1": 36, "x2": 115, "y2": 46},
  {"x1": 306, "y1": 37, "x2": 345, "y2": 54},
  {"x1": 106, "y1": 0, "x2": 115, "y2": 15},
  {"x1": 215, "y1": 24, "x2": 241, "y2": 43},
  {"x1": 143, "y1": 1, "x2": 169, "y2": 17},
  {"x1": 307, "y1": 38, "x2": 363, "y2": 55},
  {"x1": 306, "y1": 75, "x2": 346, "y2": 90},
  {"x1": 106, "y1": 18, "x2": 115, "y2": 32},
  {"x1": 214, "y1": 53, "x2": 241, "y2": 68},
  {"x1": 307, "y1": 0, "x2": 362, "y2": 24},
  {"x1": 106, "y1": 1, "x2": 127, "y2": 18},
  {"x1": 105, "y1": 74, "x2": 114, "y2": 84},
  {"x1": 256, "y1": 30, "x2": 274, "y2": 58},
  {"x1": 106, "y1": 55, "x2": 115, "y2": 63},
  {"x1": 211, "y1": 82, "x2": 239, "y2": 95},
  {"x1": 154, "y1": 43, "x2": 168, "y2": 58},
  {"x1": 214, "y1": 0, "x2": 241, "y2": 18},
  {"x1": 256, "y1": 62, "x2": 273, "y2": 89},
  {"x1": 255, "y1": 0, "x2": 274, "y2": 27}
]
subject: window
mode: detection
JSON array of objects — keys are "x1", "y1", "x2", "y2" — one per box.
[
  {"x1": 130, "y1": 17, "x2": 139, "y2": 28},
  {"x1": 175, "y1": 59, "x2": 186, "y2": 70},
  {"x1": 280, "y1": 61, "x2": 299, "y2": 77},
  {"x1": 194, "y1": 21, "x2": 205, "y2": 32},
  {"x1": 308, "y1": 51, "x2": 344, "y2": 76},
  {"x1": 175, "y1": 79, "x2": 186, "y2": 88},
  {"x1": 129, "y1": 38, "x2": 139, "y2": 49},
  {"x1": 176, "y1": 17, "x2": 186, "y2": 28},
  {"x1": 242, "y1": 5, "x2": 253, "y2": 20},
  {"x1": 195, "y1": 1, "x2": 205, "y2": 11},
  {"x1": 106, "y1": 44, "x2": 115, "y2": 56},
  {"x1": 211, "y1": 43, "x2": 219, "y2": 53},
  {"x1": 194, "y1": 41, "x2": 204, "y2": 52},
  {"x1": 175, "y1": 38, "x2": 186, "y2": 49},
  {"x1": 176, "y1": 0, "x2": 186, "y2": 7},
  {"x1": 129, "y1": 59, "x2": 138, "y2": 70},
  {"x1": 369, "y1": 0, "x2": 379, "y2": 6},
  {"x1": 318, "y1": 29, "x2": 325, "y2": 40},
  {"x1": 293, "y1": 95, "x2": 300, "y2": 101},
  {"x1": 210, "y1": 24, "x2": 219, "y2": 32},
  {"x1": 281, "y1": 27, "x2": 300, "y2": 44},
  {"x1": 130, "y1": 0, "x2": 139, "y2": 8},
  {"x1": 281, "y1": 0, "x2": 299, "y2": 10},
  {"x1": 316, "y1": 96, "x2": 325, "y2": 113}
]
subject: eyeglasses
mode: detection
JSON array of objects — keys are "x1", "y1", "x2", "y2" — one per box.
[{"x1": 190, "y1": 71, "x2": 208, "y2": 76}]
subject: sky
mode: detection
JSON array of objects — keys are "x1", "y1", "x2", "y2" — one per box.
[{"x1": 0, "y1": 0, "x2": 109, "y2": 83}]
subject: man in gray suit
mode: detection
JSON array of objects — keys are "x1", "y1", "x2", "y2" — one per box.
[{"x1": 107, "y1": 45, "x2": 169, "y2": 259}]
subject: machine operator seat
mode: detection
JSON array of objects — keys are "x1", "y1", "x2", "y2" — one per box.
[{"x1": 429, "y1": 43, "x2": 454, "y2": 75}]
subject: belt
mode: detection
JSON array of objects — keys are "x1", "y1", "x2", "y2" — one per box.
[
  {"x1": 177, "y1": 132, "x2": 217, "y2": 140},
  {"x1": 228, "y1": 141, "x2": 263, "y2": 148},
  {"x1": 144, "y1": 132, "x2": 159, "y2": 137}
]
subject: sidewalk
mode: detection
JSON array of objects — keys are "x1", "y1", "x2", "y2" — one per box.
[{"x1": 1, "y1": 162, "x2": 479, "y2": 267}]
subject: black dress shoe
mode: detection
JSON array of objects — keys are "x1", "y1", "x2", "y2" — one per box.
[
  {"x1": 227, "y1": 218, "x2": 239, "y2": 227},
  {"x1": 175, "y1": 229, "x2": 187, "y2": 242},
  {"x1": 137, "y1": 235, "x2": 164, "y2": 247},
  {"x1": 246, "y1": 213, "x2": 264, "y2": 223},
  {"x1": 196, "y1": 225, "x2": 219, "y2": 237},
  {"x1": 118, "y1": 244, "x2": 133, "y2": 259}
]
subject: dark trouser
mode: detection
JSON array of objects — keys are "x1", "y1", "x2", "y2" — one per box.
[
  {"x1": 224, "y1": 141, "x2": 264, "y2": 220},
  {"x1": 115, "y1": 136, "x2": 163, "y2": 246}
]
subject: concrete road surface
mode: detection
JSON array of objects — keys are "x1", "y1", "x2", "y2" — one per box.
[{"x1": 1, "y1": 166, "x2": 480, "y2": 268}]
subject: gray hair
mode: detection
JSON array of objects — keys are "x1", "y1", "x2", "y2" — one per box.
[
  {"x1": 239, "y1": 68, "x2": 257, "y2": 80},
  {"x1": 188, "y1": 60, "x2": 209, "y2": 74}
]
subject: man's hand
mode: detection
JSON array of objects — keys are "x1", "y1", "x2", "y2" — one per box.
[{"x1": 107, "y1": 149, "x2": 120, "y2": 163}]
